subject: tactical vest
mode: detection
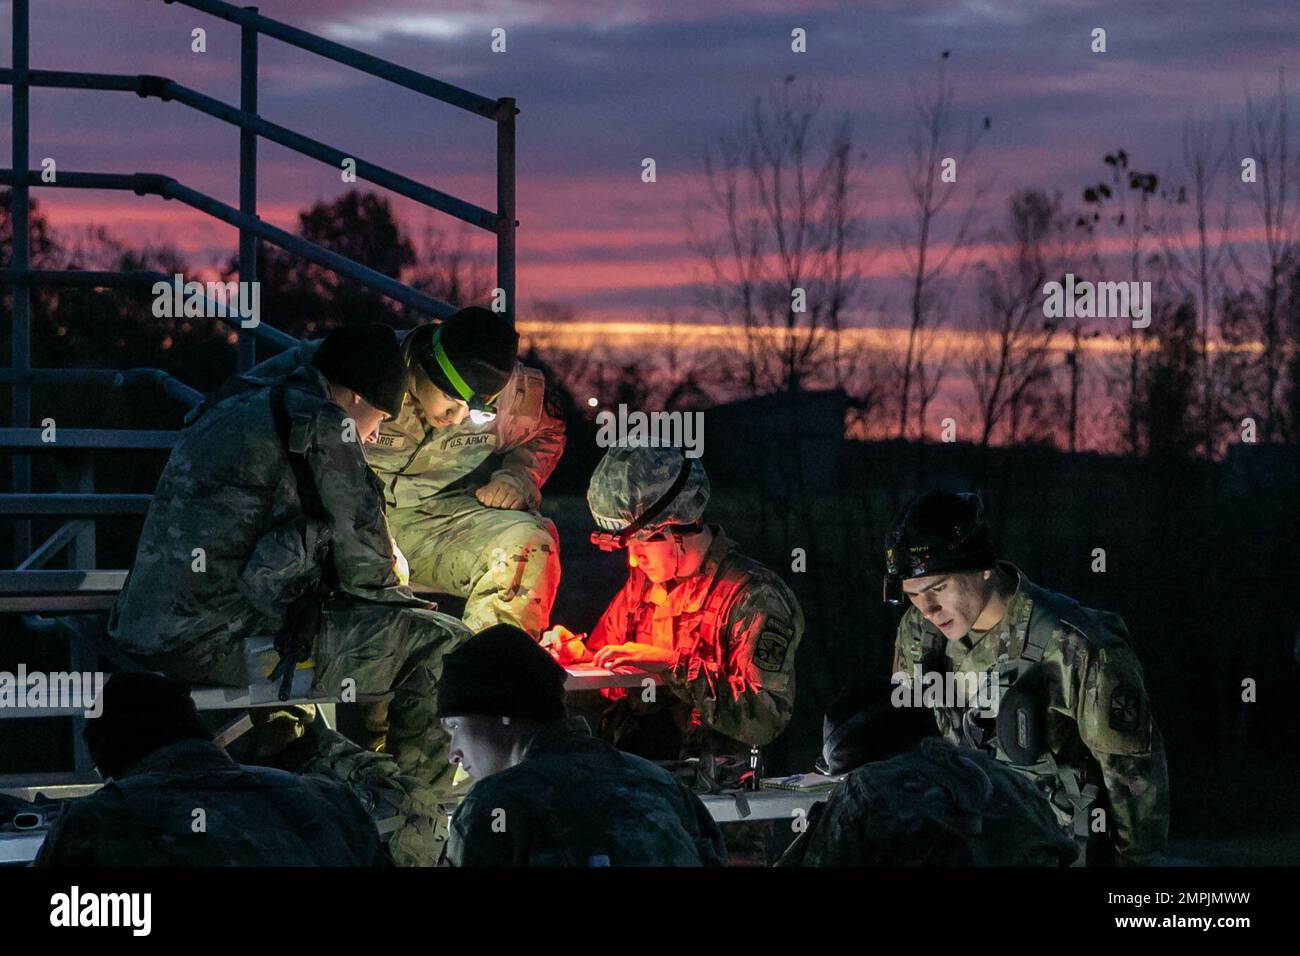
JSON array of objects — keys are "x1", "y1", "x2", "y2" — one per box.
[
  {"x1": 919, "y1": 580, "x2": 1105, "y2": 865},
  {"x1": 622, "y1": 553, "x2": 744, "y2": 665},
  {"x1": 610, "y1": 552, "x2": 751, "y2": 761}
]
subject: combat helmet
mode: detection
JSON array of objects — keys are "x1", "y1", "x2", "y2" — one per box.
[
  {"x1": 882, "y1": 490, "x2": 996, "y2": 605},
  {"x1": 586, "y1": 446, "x2": 709, "y2": 551}
]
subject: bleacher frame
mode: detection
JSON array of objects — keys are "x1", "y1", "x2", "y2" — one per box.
[{"x1": 0, "y1": 0, "x2": 518, "y2": 781}]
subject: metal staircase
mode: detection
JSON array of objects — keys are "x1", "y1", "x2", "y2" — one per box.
[{"x1": 0, "y1": 0, "x2": 518, "y2": 793}]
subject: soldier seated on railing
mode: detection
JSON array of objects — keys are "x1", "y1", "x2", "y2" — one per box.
[
  {"x1": 106, "y1": 324, "x2": 472, "y2": 865},
  {"x1": 34, "y1": 673, "x2": 385, "y2": 867},
  {"x1": 244, "y1": 306, "x2": 566, "y2": 641}
]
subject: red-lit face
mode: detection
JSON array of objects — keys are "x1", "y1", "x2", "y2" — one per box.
[
  {"x1": 901, "y1": 570, "x2": 993, "y2": 640},
  {"x1": 627, "y1": 531, "x2": 680, "y2": 583},
  {"x1": 442, "y1": 715, "x2": 515, "y2": 781}
]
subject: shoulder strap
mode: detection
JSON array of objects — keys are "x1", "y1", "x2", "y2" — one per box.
[
  {"x1": 694, "y1": 554, "x2": 745, "y2": 656},
  {"x1": 269, "y1": 381, "x2": 326, "y2": 521},
  {"x1": 1020, "y1": 582, "x2": 1084, "y2": 664}
]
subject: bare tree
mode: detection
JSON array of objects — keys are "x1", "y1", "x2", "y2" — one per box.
[
  {"x1": 691, "y1": 80, "x2": 870, "y2": 398},
  {"x1": 1079, "y1": 149, "x2": 1162, "y2": 455},
  {"x1": 913, "y1": 329, "x2": 952, "y2": 441},
  {"x1": 1163, "y1": 111, "x2": 1234, "y2": 456},
  {"x1": 1236, "y1": 72, "x2": 1300, "y2": 441},
  {"x1": 404, "y1": 221, "x2": 495, "y2": 314},
  {"x1": 894, "y1": 55, "x2": 989, "y2": 439},
  {"x1": 966, "y1": 190, "x2": 1077, "y2": 448}
]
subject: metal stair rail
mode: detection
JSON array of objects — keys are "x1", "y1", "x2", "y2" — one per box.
[
  {"x1": 2, "y1": 0, "x2": 517, "y2": 575},
  {"x1": 0, "y1": 0, "x2": 517, "y2": 780}
]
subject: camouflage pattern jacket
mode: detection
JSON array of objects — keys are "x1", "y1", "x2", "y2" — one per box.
[
  {"x1": 245, "y1": 336, "x2": 565, "y2": 509},
  {"x1": 447, "y1": 718, "x2": 726, "y2": 866},
  {"x1": 777, "y1": 738, "x2": 1078, "y2": 866},
  {"x1": 588, "y1": 526, "x2": 804, "y2": 755},
  {"x1": 891, "y1": 563, "x2": 1170, "y2": 865},
  {"x1": 110, "y1": 363, "x2": 423, "y2": 659},
  {"x1": 34, "y1": 739, "x2": 386, "y2": 866}
]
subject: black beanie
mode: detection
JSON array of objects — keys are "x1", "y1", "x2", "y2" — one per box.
[
  {"x1": 311, "y1": 323, "x2": 407, "y2": 417},
  {"x1": 437, "y1": 624, "x2": 567, "y2": 723},
  {"x1": 886, "y1": 490, "x2": 996, "y2": 580},
  {"x1": 83, "y1": 672, "x2": 212, "y2": 778},
  {"x1": 412, "y1": 307, "x2": 518, "y2": 402}
]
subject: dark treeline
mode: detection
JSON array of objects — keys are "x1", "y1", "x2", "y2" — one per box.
[{"x1": 3, "y1": 142, "x2": 1299, "y2": 855}]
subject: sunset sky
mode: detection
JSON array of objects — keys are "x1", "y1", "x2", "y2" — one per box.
[{"x1": 3, "y1": 0, "x2": 1298, "y2": 334}]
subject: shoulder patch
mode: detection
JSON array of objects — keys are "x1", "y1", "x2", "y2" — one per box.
[
  {"x1": 753, "y1": 620, "x2": 794, "y2": 673},
  {"x1": 1107, "y1": 683, "x2": 1142, "y2": 734}
]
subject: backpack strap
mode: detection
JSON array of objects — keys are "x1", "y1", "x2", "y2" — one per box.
[
  {"x1": 1010, "y1": 582, "x2": 1106, "y2": 865},
  {"x1": 689, "y1": 555, "x2": 745, "y2": 663},
  {"x1": 269, "y1": 381, "x2": 326, "y2": 521}
]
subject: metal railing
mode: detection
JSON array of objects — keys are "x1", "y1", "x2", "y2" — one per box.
[{"x1": 2, "y1": 0, "x2": 519, "y2": 569}]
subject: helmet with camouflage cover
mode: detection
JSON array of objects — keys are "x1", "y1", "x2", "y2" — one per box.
[{"x1": 586, "y1": 447, "x2": 709, "y2": 551}]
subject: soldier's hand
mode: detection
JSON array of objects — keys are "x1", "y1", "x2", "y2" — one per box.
[
  {"x1": 592, "y1": 642, "x2": 674, "y2": 671},
  {"x1": 541, "y1": 625, "x2": 589, "y2": 664},
  {"x1": 475, "y1": 478, "x2": 529, "y2": 510}
]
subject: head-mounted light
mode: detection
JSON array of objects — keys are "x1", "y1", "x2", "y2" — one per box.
[{"x1": 420, "y1": 325, "x2": 502, "y2": 424}]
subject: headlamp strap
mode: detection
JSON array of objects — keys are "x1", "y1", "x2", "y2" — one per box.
[
  {"x1": 430, "y1": 325, "x2": 476, "y2": 404},
  {"x1": 614, "y1": 451, "x2": 693, "y2": 547}
]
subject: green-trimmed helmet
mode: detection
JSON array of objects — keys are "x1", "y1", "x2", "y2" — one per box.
[
  {"x1": 586, "y1": 447, "x2": 709, "y2": 551},
  {"x1": 405, "y1": 306, "x2": 517, "y2": 424}
]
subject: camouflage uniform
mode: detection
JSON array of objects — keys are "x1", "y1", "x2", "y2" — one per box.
[
  {"x1": 247, "y1": 336, "x2": 565, "y2": 638},
  {"x1": 109, "y1": 362, "x2": 472, "y2": 862},
  {"x1": 33, "y1": 739, "x2": 386, "y2": 866},
  {"x1": 777, "y1": 738, "x2": 1077, "y2": 866},
  {"x1": 891, "y1": 563, "x2": 1170, "y2": 865},
  {"x1": 447, "y1": 717, "x2": 726, "y2": 866},
  {"x1": 587, "y1": 525, "x2": 804, "y2": 760}
]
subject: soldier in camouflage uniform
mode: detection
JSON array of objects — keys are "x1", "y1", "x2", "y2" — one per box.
[
  {"x1": 884, "y1": 490, "x2": 1170, "y2": 865},
  {"x1": 439, "y1": 626, "x2": 726, "y2": 866},
  {"x1": 245, "y1": 306, "x2": 565, "y2": 638},
  {"x1": 545, "y1": 447, "x2": 804, "y2": 764},
  {"x1": 108, "y1": 325, "x2": 472, "y2": 864},
  {"x1": 35, "y1": 674, "x2": 386, "y2": 867},
  {"x1": 778, "y1": 676, "x2": 1076, "y2": 866}
]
